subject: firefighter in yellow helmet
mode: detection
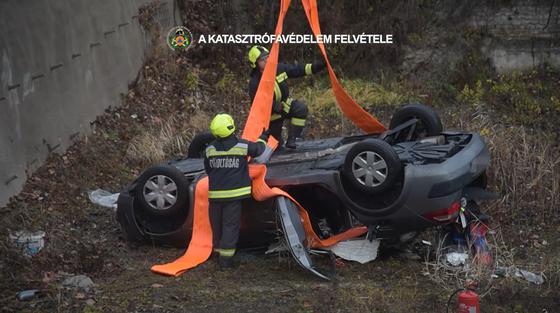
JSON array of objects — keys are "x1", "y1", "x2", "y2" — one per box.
[
  {"x1": 204, "y1": 114, "x2": 269, "y2": 269},
  {"x1": 248, "y1": 45, "x2": 326, "y2": 149}
]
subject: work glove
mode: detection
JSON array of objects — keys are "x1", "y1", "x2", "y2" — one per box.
[
  {"x1": 259, "y1": 128, "x2": 270, "y2": 142},
  {"x1": 312, "y1": 60, "x2": 326, "y2": 73}
]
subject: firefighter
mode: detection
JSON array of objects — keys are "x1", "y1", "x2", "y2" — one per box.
[
  {"x1": 204, "y1": 113, "x2": 269, "y2": 269},
  {"x1": 248, "y1": 45, "x2": 325, "y2": 149}
]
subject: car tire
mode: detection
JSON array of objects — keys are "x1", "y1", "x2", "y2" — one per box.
[
  {"x1": 134, "y1": 165, "x2": 189, "y2": 217},
  {"x1": 343, "y1": 139, "x2": 402, "y2": 194},
  {"x1": 389, "y1": 103, "x2": 443, "y2": 142},
  {"x1": 187, "y1": 131, "x2": 215, "y2": 158}
]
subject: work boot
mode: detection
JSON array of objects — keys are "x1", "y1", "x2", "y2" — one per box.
[
  {"x1": 285, "y1": 124, "x2": 304, "y2": 149},
  {"x1": 285, "y1": 136, "x2": 297, "y2": 149},
  {"x1": 218, "y1": 256, "x2": 235, "y2": 270}
]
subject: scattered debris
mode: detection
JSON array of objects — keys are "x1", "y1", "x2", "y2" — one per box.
[
  {"x1": 446, "y1": 252, "x2": 469, "y2": 266},
  {"x1": 9, "y1": 230, "x2": 46, "y2": 256},
  {"x1": 16, "y1": 289, "x2": 40, "y2": 301},
  {"x1": 325, "y1": 239, "x2": 380, "y2": 264},
  {"x1": 85, "y1": 299, "x2": 96, "y2": 305},
  {"x1": 63, "y1": 275, "x2": 95, "y2": 291},
  {"x1": 151, "y1": 283, "x2": 164, "y2": 288},
  {"x1": 494, "y1": 266, "x2": 545, "y2": 285},
  {"x1": 267, "y1": 238, "x2": 380, "y2": 264},
  {"x1": 88, "y1": 189, "x2": 119, "y2": 209},
  {"x1": 514, "y1": 268, "x2": 545, "y2": 285}
]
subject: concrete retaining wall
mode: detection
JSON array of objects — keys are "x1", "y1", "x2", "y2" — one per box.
[
  {"x1": 0, "y1": 0, "x2": 180, "y2": 207},
  {"x1": 470, "y1": 0, "x2": 560, "y2": 72}
]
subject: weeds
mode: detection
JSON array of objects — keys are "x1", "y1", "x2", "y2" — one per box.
[
  {"x1": 305, "y1": 78, "x2": 420, "y2": 116},
  {"x1": 456, "y1": 110, "x2": 560, "y2": 226},
  {"x1": 125, "y1": 112, "x2": 210, "y2": 165},
  {"x1": 301, "y1": 78, "x2": 421, "y2": 137},
  {"x1": 457, "y1": 68, "x2": 560, "y2": 129}
]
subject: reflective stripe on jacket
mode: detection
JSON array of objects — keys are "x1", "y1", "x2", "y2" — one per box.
[
  {"x1": 248, "y1": 62, "x2": 320, "y2": 116},
  {"x1": 203, "y1": 136, "x2": 266, "y2": 202}
]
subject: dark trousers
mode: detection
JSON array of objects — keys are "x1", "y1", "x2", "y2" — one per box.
[
  {"x1": 209, "y1": 200, "x2": 242, "y2": 254},
  {"x1": 270, "y1": 99, "x2": 308, "y2": 144}
]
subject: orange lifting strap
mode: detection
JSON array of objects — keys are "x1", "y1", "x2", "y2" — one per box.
[
  {"x1": 151, "y1": 165, "x2": 367, "y2": 276},
  {"x1": 242, "y1": 0, "x2": 386, "y2": 141},
  {"x1": 151, "y1": 0, "x2": 380, "y2": 276}
]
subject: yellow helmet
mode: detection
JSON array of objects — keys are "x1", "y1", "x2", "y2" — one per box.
[
  {"x1": 210, "y1": 113, "x2": 236, "y2": 138},
  {"x1": 248, "y1": 45, "x2": 269, "y2": 68}
]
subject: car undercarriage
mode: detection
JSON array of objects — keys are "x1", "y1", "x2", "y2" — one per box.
[{"x1": 117, "y1": 104, "x2": 493, "y2": 277}]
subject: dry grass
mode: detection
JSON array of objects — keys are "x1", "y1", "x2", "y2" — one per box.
[
  {"x1": 485, "y1": 126, "x2": 560, "y2": 223},
  {"x1": 125, "y1": 111, "x2": 210, "y2": 164},
  {"x1": 443, "y1": 107, "x2": 560, "y2": 227}
]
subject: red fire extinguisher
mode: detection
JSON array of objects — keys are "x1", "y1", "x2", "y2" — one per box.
[
  {"x1": 447, "y1": 288, "x2": 480, "y2": 313},
  {"x1": 457, "y1": 290, "x2": 480, "y2": 313}
]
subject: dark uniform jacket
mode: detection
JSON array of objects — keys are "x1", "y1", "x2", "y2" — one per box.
[
  {"x1": 248, "y1": 62, "x2": 324, "y2": 116},
  {"x1": 204, "y1": 135, "x2": 266, "y2": 202}
]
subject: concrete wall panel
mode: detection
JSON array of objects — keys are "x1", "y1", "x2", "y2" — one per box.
[{"x1": 0, "y1": 0, "x2": 180, "y2": 207}]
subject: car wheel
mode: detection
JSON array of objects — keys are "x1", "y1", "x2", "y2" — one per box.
[
  {"x1": 134, "y1": 165, "x2": 189, "y2": 217},
  {"x1": 389, "y1": 103, "x2": 443, "y2": 142},
  {"x1": 187, "y1": 131, "x2": 215, "y2": 158},
  {"x1": 343, "y1": 139, "x2": 402, "y2": 194}
]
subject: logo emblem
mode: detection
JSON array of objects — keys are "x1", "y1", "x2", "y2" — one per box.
[{"x1": 167, "y1": 26, "x2": 193, "y2": 50}]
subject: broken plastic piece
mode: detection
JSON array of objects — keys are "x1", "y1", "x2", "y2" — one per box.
[
  {"x1": 9, "y1": 231, "x2": 45, "y2": 256},
  {"x1": 326, "y1": 239, "x2": 380, "y2": 264},
  {"x1": 515, "y1": 269, "x2": 544, "y2": 285},
  {"x1": 16, "y1": 289, "x2": 40, "y2": 301},
  {"x1": 88, "y1": 189, "x2": 119, "y2": 209}
]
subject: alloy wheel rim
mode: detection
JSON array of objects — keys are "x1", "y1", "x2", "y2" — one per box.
[
  {"x1": 352, "y1": 151, "x2": 388, "y2": 187},
  {"x1": 143, "y1": 175, "x2": 178, "y2": 210}
]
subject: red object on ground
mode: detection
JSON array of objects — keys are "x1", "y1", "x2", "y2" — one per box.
[
  {"x1": 457, "y1": 290, "x2": 480, "y2": 313},
  {"x1": 470, "y1": 222, "x2": 493, "y2": 266}
]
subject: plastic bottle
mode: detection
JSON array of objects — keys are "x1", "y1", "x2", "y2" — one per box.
[{"x1": 16, "y1": 289, "x2": 40, "y2": 301}]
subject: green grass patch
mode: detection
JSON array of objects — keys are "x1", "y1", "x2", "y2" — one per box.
[
  {"x1": 302, "y1": 78, "x2": 422, "y2": 120},
  {"x1": 458, "y1": 67, "x2": 560, "y2": 128}
]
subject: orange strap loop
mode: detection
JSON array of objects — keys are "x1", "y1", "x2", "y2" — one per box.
[{"x1": 300, "y1": 0, "x2": 386, "y2": 134}]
